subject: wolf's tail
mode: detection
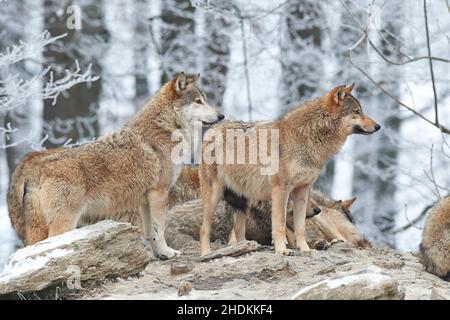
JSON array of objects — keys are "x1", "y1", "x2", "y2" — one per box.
[
  {"x1": 21, "y1": 179, "x2": 48, "y2": 245},
  {"x1": 7, "y1": 162, "x2": 28, "y2": 243}
]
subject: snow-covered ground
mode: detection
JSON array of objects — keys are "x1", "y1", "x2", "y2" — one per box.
[{"x1": 0, "y1": 204, "x2": 19, "y2": 273}]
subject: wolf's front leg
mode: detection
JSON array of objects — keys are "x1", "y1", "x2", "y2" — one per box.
[
  {"x1": 291, "y1": 186, "x2": 313, "y2": 256},
  {"x1": 271, "y1": 185, "x2": 293, "y2": 256},
  {"x1": 148, "y1": 188, "x2": 180, "y2": 260},
  {"x1": 199, "y1": 177, "x2": 223, "y2": 256}
]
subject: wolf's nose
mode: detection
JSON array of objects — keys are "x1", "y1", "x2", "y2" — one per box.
[
  {"x1": 218, "y1": 113, "x2": 225, "y2": 121},
  {"x1": 313, "y1": 207, "x2": 321, "y2": 215},
  {"x1": 374, "y1": 124, "x2": 381, "y2": 131}
]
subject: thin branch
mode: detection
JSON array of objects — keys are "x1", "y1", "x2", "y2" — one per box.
[
  {"x1": 423, "y1": 0, "x2": 439, "y2": 125},
  {"x1": 348, "y1": 53, "x2": 450, "y2": 135},
  {"x1": 389, "y1": 203, "x2": 429, "y2": 234},
  {"x1": 341, "y1": 0, "x2": 450, "y2": 65}
]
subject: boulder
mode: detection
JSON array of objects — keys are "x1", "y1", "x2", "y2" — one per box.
[
  {"x1": 0, "y1": 220, "x2": 149, "y2": 296},
  {"x1": 430, "y1": 287, "x2": 450, "y2": 300},
  {"x1": 291, "y1": 266, "x2": 404, "y2": 300}
]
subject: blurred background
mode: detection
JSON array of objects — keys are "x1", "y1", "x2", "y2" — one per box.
[{"x1": 0, "y1": 0, "x2": 449, "y2": 269}]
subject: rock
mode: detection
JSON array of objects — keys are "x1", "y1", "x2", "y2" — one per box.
[
  {"x1": 0, "y1": 221, "x2": 150, "y2": 296},
  {"x1": 430, "y1": 287, "x2": 450, "y2": 300},
  {"x1": 291, "y1": 266, "x2": 404, "y2": 300},
  {"x1": 178, "y1": 280, "x2": 192, "y2": 296},
  {"x1": 171, "y1": 263, "x2": 192, "y2": 276},
  {"x1": 374, "y1": 258, "x2": 405, "y2": 270}
]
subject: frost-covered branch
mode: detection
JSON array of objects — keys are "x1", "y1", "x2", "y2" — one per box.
[{"x1": 0, "y1": 31, "x2": 99, "y2": 112}]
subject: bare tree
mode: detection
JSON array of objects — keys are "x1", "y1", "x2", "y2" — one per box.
[{"x1": 42, "y1": 0, "x2": 108, "y2": 148}]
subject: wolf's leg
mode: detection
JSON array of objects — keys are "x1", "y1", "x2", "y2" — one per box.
[
  {"x1": 47, "y1": 211, "x2": 80, "y2": 238},
  {"x1": 148, "y1": 188, "x2": 180, "y2": 260},
  {"x1": 234, "y1": 210, "x2": 247, "y2": 243},
  {"x1": 271, "y1": 185, "x2": 293, "y2": 255},
  {"x1": 291, "y1": 185, "x2": 313, "y2": 256},
  {"x1": 286, "y1": 227, "x2": 296, "y2": 248},
  {"x1": 139, "y1": 202, "x2": 151, "y2": 238},
  {"x1": 228, "y1": 211, "x2": 238, "y2": 245},
  {"x1": 200, "y1": 177, "x2": 223, "y2": 256},
  {"x1": 228, "y1": 229, "x2": 238, "y2": 245}
]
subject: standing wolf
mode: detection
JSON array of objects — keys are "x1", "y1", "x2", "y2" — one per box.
[
  {"x1": 199, "y1": 84, "x2": 380, "y2": 256},
  {"x1": 419, "y1": 197, "x2": 450, "y2": 280},
  {"x1": 17, "y1": 72, "x2": 223, "y2": 260}
]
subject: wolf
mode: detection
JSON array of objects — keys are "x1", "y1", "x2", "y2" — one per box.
[
  {"x1": 14, "y1": 72, "x2": 223, "y2": 260},
  {"x1": 8, "y1": 148, "x2": 202, "y2": 244},
  {"x1": 199, "y1": 84, "x2": 380, "y2": 256},
  {"x1": 226, "y1": 189, "x2": 370, "y2": 250},
  {"x1": 419, "y1": 196, "x2": 450, "y2": 280}
]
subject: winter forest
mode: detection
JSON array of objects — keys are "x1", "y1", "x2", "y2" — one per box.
[{"x1": 0, "y1": 0, "x2": 449, "y2": 271}]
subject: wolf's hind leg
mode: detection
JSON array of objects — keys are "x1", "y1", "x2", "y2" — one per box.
[
  {"x1": 148, "y1": 188, "x2": 180, "y2": 260},
  {"x1": 234, "y1": 210, "x2": 247, "y2": 243},
  {"x1": 47, "y1": 209, "x2": 81, "y2": 238},
  {"x1": 139, "y1": 202, "x2": 151, "y2": 239}
]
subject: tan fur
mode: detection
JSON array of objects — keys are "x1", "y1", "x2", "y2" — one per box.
[
  {"x1": 200, "y1": 84, "x2": 380, "y2": 256},
  {"x1": 9, "y1": 72, "x2": 223, "y2": 260},
  {"x1": 419, "y1": 197, "x2": 450, "y2": 280}
]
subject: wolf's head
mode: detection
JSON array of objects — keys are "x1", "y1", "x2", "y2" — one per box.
[
  {"x1": 325, "y1": 84, "x2": 381, "y2": 136},
  {"x1": 170, "y1": 72, "x2": 225, "y2": 127},
  {"x1": 324, "y1": 196, "x2": 371, "y2": 249}
]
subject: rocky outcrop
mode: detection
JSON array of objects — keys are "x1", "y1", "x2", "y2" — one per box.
[{"x1": 0, "y1": 221, "x2": 149, "y2": 296}]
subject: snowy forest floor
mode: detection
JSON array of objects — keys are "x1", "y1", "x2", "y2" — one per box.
[{"x1": 71, "y1": 240, "x2": 448, "y2": 300}]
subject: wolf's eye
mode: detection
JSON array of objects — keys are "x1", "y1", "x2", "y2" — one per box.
[{"x1": 195, "y1": 99, "x2": 202, "y2": 104}]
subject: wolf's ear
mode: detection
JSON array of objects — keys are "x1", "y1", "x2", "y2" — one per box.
[
  {"x1": 174, "y1": 72, "x2": 187, "y2": 93},
  {"x1": 344, "y1": 83, "x2": 355, "y2": 94},
  {"x1": 327, "y1": 85, "x2": 347, "y2": 112},
  {"x1": 341, "y1": 196, "x2": 357, "y2": 209},
  {"x1": 190, "y1": 73, "x2": 200, "y2": 84},
  {"x1": 333, "y1": 200, "x2": 343, "y2": 210}
]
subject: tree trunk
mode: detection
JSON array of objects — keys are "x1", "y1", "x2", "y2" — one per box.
[
  {"x1": 42, "y1": 0, "x2": 107, "y2": 148},
  {"x1": 133, "y1": 0, "x2": 150, "y2": 108},
  {"x1": 160, "y1": 0, "x2": 196, "y2": 84},
  {"x1": 199, "y1": 3, "x2": 231, "y2": 107}
]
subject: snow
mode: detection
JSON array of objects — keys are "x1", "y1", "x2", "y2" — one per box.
[
  {"x1": 0, "y1": 204, "x2": 19, "y2": 273},
  {"x1": 290, "y1": 270, "x2": 393, "y2": 300},
  {"x1": 0, "y1": 248, "x2": 73, "y2": 284}
]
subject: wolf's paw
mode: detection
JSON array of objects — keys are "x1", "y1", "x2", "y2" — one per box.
[
  {"x1": 313, "y1": 239, "x2": 330, "y2": 250},
  {"x1": 330, "y1": 239, "x2": 345, "y2": 245},
  {"x1": 299, "y1": 249, "x2": 317, "y2": 257},
  {"x1": 156, "y1": 247, "x2": 181, "y2": 260},
  {"x1": 276, "y1": 248, "x2": 295, "y2": 256},
  {"x1": 228, "y1": 238, "x2": 237, "y2": 246}
]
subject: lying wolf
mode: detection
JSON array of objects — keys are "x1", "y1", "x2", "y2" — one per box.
[
  {"x1": 200, "y1": 83, "x2": 380, "y2": 256},
  {"x1": 225, "y1": 189, "x2": 370, "y2": 249},
  {"x1": 8, "y1": 72, "x2": 224, "y2": 260},
  {"x1": 419, "y1": 196, "x2": 450, "y2": 280}
]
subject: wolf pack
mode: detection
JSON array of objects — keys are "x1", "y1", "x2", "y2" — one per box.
[{"x1": 6, "y1": 72, "x2": 449, "y2": 282}]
